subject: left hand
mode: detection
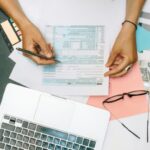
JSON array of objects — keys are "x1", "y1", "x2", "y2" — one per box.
[{"x1": 104, "y1": 23, "x2": 138, "y2": 78}]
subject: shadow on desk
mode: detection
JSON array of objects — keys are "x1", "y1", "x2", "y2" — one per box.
[{"x1": 0, "y1": 56, "x2": 15, "y2": 102}]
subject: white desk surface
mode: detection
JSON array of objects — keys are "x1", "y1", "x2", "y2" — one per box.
[
  {"x1": 17, "y1": 0, "x2": 150, "y2": 149},
  {"x1": 103, "y1": 113, "x2": 150, "y2": 150}
]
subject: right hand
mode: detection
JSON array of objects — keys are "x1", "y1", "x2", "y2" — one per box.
[
  {"x1": 20, "y1": 22, "x2": 55, "y2": 65},
  {"x1": 104, "y1": 22, "x2": 137, "y2": 77}
]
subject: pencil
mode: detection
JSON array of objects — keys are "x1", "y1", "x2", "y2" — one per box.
[{"x1": 16, "y1": 48, "x2": 60, "y2": 63}]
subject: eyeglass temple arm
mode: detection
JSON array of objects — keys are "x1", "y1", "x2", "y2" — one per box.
[
  {"x1": 147, "y1": 120, "x2": 149, "y2": 143},
  {"x1": 147, "y1": 93, "x2": 150, "y2": 143},
  {"x1": 121, "y1": 123, "x2": 141, "y2": 139}
]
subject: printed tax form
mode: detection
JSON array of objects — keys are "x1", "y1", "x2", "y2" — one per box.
[{"x1": 9, "y1": 25, "x2": 109, "y2": 96}]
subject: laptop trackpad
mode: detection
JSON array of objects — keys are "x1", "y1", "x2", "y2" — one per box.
[{"x1": 34, "y1": 94, "x2": 76, "y2": 131}]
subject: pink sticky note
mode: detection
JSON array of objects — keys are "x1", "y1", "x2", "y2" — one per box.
[{"x1": 88, "y1": 63, "x2": 147, "y2": 120}]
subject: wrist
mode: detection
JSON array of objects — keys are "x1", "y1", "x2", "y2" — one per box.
[
  {"x1": 122, "y1": 20, "x2": 137, "y2": 30},
  {"x1": 14, "y1": 16, "x2": 32, "y2": 32},
  {"x1": 121, "y1": 21, "x2": 136, "y2": 34}
]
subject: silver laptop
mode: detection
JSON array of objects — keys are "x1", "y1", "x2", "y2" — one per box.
[{"x1": 0, "y1": 84, "x2": 110, "y2": 150}]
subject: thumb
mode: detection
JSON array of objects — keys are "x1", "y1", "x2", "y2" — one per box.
[{"x1": 106, "y1": 51, "x2": 118, "y2": 67}]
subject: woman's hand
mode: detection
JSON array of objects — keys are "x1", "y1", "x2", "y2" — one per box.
[
  {"x1": 104, "y1": 23, "x2": 138, "y2": 78},
  {"x1": 0, "y1": 0, "x2": 55, "y2": 65},
  {"x1": 20, "y1": 22, "x2": 55, "y2": 65}
]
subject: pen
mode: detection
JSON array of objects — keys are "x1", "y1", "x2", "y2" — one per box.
[{"x1": 16, "y1": 48, "x2": 60, "y2": 63}]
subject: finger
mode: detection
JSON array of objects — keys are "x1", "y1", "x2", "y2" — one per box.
[
  {"x1": 112, "y1": 56, "x2": 122, "y2": 65},
  {"x1": 23, "y1": 53, "x2": 55, "y2": 65},
  {"x1": 48, "y1": 43, "x2": 52, "y2": 51},
  {"x1": 104, "y1": 58, "x2": 129, "y2": 77},
  {"x1": 106, "y1": 51, "x2": 118, "y2": 67},
  {"x1": 109, "y1": 57, "x2": 123, "y2": 69},
  {"x1": 48, "y1": 43, "x2": 55, "y2": 57},
  {"x1": 34, "y1": 42, "x2": 55, "y2": 58},
  {"x1": 110, "y1": 69, "x2": 128, "y2": 78},
  {"x1": 109, "y1": 64, "x2": 118, "y2": 70},
  {"x1": 37, "y1": 39, "x2": 53, "y2": 58}
]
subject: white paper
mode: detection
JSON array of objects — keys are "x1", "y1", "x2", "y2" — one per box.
[
  {"x1": 143, "y1": 0, "x2": 150, "y2": 13},
  {"x1": 139, "y1": 17, "x2": 150, "y2": 25},
  {"x1": 18, "y1": 0, "x2": 46, "y2": 35},
  {"x1": 44, "y1": 26, "x2": 108, "y2": 86},
  {"x1": 42, "y1": 0, "x2": 110, "y2": 25},
  {"x1": 139, "y1": 0, "x2": 150, "y2": 24}
]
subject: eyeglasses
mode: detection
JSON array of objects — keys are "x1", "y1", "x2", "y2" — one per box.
[{"x1": 102, "y1": 90, "x2": 150, "y2": 143}]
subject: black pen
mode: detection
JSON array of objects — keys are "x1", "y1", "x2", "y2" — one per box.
[{"x1": 16, "y1": 48, "x2": 60, "y2": 63}]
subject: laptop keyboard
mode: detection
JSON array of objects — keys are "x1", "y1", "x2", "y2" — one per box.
[{"x1": 0, "y1": 115, "x2": 96, "y2": 150}]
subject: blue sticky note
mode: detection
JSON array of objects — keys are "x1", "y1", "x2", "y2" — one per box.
[{"x1": 136, "y1": 25, "x2": 150, "y2": 52}]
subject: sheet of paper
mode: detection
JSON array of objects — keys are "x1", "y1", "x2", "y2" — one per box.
[
  {"x1": 142, "y1": 0, "x2": 150, "y2": 13},
  {"x1": 139, "y1": 17, "x2": 150, "y2": 25},
  {"x1": 43, "y1": 26, "x2": 108, "y2": 90},
  {"x1": 139, "y1": 0, "x2": 150, "y2": 24},
  {"x1": 41, "y1": 0, "x2": 114, "y2": 25},
  {"x1": 9, "y1": 25, "x2": 109, "y2": 96}
]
